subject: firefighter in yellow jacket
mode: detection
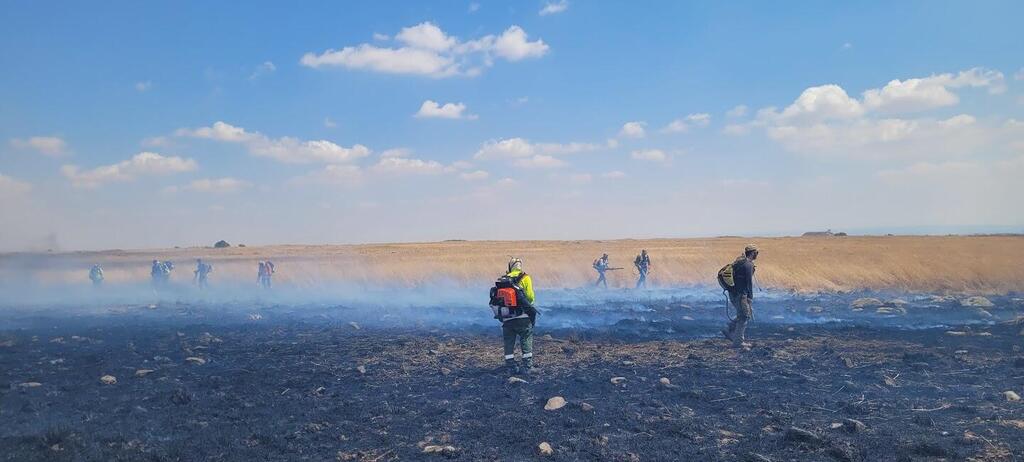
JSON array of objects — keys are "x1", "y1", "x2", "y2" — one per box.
[{"x1": 492, "y1": 257, "x2": 537, "y2": 374}]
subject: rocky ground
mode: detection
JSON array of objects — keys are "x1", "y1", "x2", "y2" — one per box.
[{"x1": 1, "y1": 295, "x2": 1023, "y2": 461}]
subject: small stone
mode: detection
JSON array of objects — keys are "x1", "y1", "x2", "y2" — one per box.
[
  {"x1": 185, "y1": 357, "x2": 206, "y2": 365},
  {"x1": 248, "y1": 313, "x2": 262, "y2": 320},
  {"x1": 422, "y1": 445, "x2": 457, "y2": 455},
  {"x1": 356, "y1": 365, "x2": 366, "y2": 374},
  {"x1": 784, "y1": 427, "x2": 822, "y2": 446},
  {"x1": 544, "y1": 396, "x2": 567, "y2": 411},
  {"x1": 843, "y1": 418, "x2": 867, "y2": 432},
  {"x1": 960, "y1": 296, "x2": 994, "y2": 308},
  {"x1": 440, "y1": 367, "x2": 452, "y2": 376},
  {"x1": 883, "y1": 376, "x2": 897, "y2": 387},
  {"x1": 348, "y1": 322, "x2": 360, "y2": 330},
  {"x1": 622, "y1": 360, "x2": 635, "y2": 366},
  {"x1": 100, "y1": 375, "x2": 117, "y2": 385},
  {"x1": 1004, "y1": 391, "x2": 1021, "y2": 402},
  {"x1": 135, "y1": 369, "x2": 155, "y2": 378},
  {"x1": 610, "y1": 376, "x2": 626, "y2": 385},
  {"x1": 659, "y1": 377, "x2": 671, "y2": 386},
  {"x1": 851, "y1": 298, "x2": 884, "y2": 309},
  {"x1": 806, "y1": 306, "x2": 824, "y2": 314},
  {"x1": 542, "y1": 334, "x2": 554, "y2": 341},
  {"x1": 829, "y1": 422, "x2": 843, "y2": 429},
  {"x1": 19, "y1": 382, "x2": 42, "y2": 388},
  {"x1": 580, "y1": 402, "x2": 594, "y2": 412},
  {"x1": 945, "y1": 331, "x2": 968, "y2": 336},
  {"x1": 507, "y1": 376, "x2": 528, "y2": 385},
  {"x1": 537, "y1": 442, "x2": 553, "y2": 456}
]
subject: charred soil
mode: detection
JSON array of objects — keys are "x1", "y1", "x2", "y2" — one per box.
[{"x1": 1, "y1": 306, "x2": 1023, "y2": 461}]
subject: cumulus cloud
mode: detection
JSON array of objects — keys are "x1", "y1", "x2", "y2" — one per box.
[
  {"x1": 135, "y1": 81, "x2": 152, "y2": 92},
  {"x1": 61, "y1": 152, "x2": 198, "y2": 188},
  {"x1": 459, "y1": 170, "x2": 489, "y2": 181},
  {"x1": 473, "y1": 137, "x2": 602, "y2": 160},
  {"x1": 370, "y1": 157, "x2": 447, "y2": 175},
  {"x1": 513, "y1": 154, "x2": 566, "y2": 169},
  {"x1": 630, "y1": 149, "x2": 667, "y2": 162},
  {"x1": 539, "y1": 0, "x2": 569, "y2": 16},
  {"x1": 300, "y1": 22, "x2": 548, "y2": 78},
  {"x1": 290, "y1": 164, "x2": 363, "y2": 187},
  {"x1": 601, "y1": 170, "x2": 626, "y2": 179},
  {"x1": 177, "y1": 121, "x2": 370, "y2": 164},
  {"x1": 165, "y1": 177, "x2": 251, "y2": 194},
  {"x1": 414, "y1": 100, "x2": 477, "y2": 119},
  {"x1": 619, "y1": 121, "x2": 646, "y2": 138},
  {"x1": 248, "y1": 61, "x2": 276, "y2": 81},
  {"x1": 10, "y1": 136, "x2": 68, "y2": 157},
  {"x1": 744, "y1": 67, "x2": 1016, "y2": 159},
  {"x1": 662, "y1": 113, "x2": 711, "y2": 133},
  {"x1": 0, "y1": 173, "x2": 32, "y2": 196},
  {"x1": 727, "y1": 105, "x2": 749, "y2": 118},
  {"x1": 380, "y1": 148, "x2": 412, "y2": 158}
]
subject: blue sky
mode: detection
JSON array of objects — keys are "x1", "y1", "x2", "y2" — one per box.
[{"x1": 1, "y1": 1, "x2": 1022, "y2": 250}]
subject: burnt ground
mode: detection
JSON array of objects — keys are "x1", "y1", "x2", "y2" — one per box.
[{"x1": 1, "y1": 297, "x2": 1023, "y2": 461}]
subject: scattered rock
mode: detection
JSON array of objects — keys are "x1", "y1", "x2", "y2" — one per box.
[
  {"x1": 784, "y1": 427, "x2": 823, "y2": 446},
  {"x1": 659, "y1": 377, "x2": 671, "y2": 387},
  {"x1": 348, "y1": 322, "x2": 360, "y2": 330},
  {"x1": 544, "y1": 396, "x2": 567, "y2": 411},
  {"x1": 829, "y1": 422, "x2": 843, "y2": 430},
  {"x1": 185, "y1": 357, "x2": 206, "y2": 365},
  {"x1": 248, "y1": 313, "x2": 262, "y2": 321},
  {"x1": 851, "y1": 298, "x2": 884, "y2": 309},
  {"x1": 1004, "y1": 391, "x2": 1021, "y2": 402},
  {"x1": 542, "y1": 334, "x2": 554, "y2": 341},
  {"x1": 507, "y1": 376, "x2": 528, "y2": 385},
  {"x1": 100, "y1": 375, "x2": 117, "y2": 385},
  {"x1": 135, "y1": 369, "x2": 155, "y2": 378},
  {"x1": 355, "y1": 365, "x2": 366, "y2": 375},
  {"x1": 945, "y1": 331, "x2": 968, "y2": 336},
  {"x1": 422, "y1": 445, "x2": 457, "y2": 456},
  {"x1": 18, "y1": 382, "x2": 42, "y2": 388},
  {"x1": 580, "y1": 402, "x2": 594, "y2": 412},
  {"x1": 746, "y1": 453, "x2": 772, "y2": 462},
  {"x1": 887, "y1": 299, "x2": 909, "y2": 307},
  {"x1": 1000, "y1": 420, "x2": 1024, "y2": 430},
  {"x1": 973, "y1": 309, "x2": 994, "y2": 318},
  {"x1": 622, "y1": 360, "x2": 635, "y2": 366},
  {"x1": 610, "y1": 376, "x2": 626, "y2": 385},
  {"x1": 806, "y1": 306, "x2": 824, "y2": 314},
  {"x1": 537, "y1": 442, "x2": 553, "y2": 456},
  {"x1": 842, "y1": 418, "x2": 867, "y2": 433},
  {"x1": 440, "y1": 367, "x2": 452, "y2": 376},
  {"x1": 883, "y1": 375, "x2": 898, "y2": 387},
  {"x1": 960, "y1": 296, "x2": 994, "y2": 308}
]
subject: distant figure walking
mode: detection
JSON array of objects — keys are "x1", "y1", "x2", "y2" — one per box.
[
  {"x1": 151, "y1": 260, "x2": 163, "y2": 287},
  {"x1": 633, "y1": 250, "x2": 651, "y2": 289},
  {"x1": 89, "y1": 264, "x2": 104, "y2": 287},
  {"x1": 593, "y1": 253, "x2": 610, "y2": 288},
  {"x1": 258, "y1": 260, "x2": 275, "y2": 288},
  {"x1": 193, "y1": 258, "x2": 213, "y2": 289},
  {"x1": 719, "y1": 244, "x2": 759, "y2": 349}
]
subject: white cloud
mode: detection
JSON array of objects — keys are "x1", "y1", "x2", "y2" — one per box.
[
  {"x1": 662, "y1": 113, "x2": 711, "y2": 133},
  {"x1": 567, "y1": 173, "x2": 592, "y2": 184},
  {"x1": 10, "y1": 136, "x2": 68, "y2": 157},
  {"x1": 1016, "y1": 68, "x2": 1024, "y2": 81},
  {"x1": 862, "y1": 67, "x2": 1006, "y2": 113},
  {"x1": 380, "y1": 148, "x2": 412, "y2": 158},
  {"x1": 468, "y1": 2, "x2": 480, "y2": 13},
  {"x1": 324, "y1": 117, "x2": 337, "y2": 128},
  {"x1": 372, "y1": 32, "x2": 389, "y2": 41},
  {"x1": 414, "y1": 100, "x2": 477, "y2": 119},
  {"x1": 722, "y1": 124, "x2": 751, "y2": 136},
  {"x1": 300, "y1": 22, "x2": 547, "y2": 78},
  {"x1": 169, "y1": 177, "x2": 251, "y2": 194},
  {"x1": 459, "y1": 170, "x2": 489, "y2": 181},
  {"x1": 178, "y1": 121, "x2": 370, "y2": 164},
  {"x1": 141, "y1": 136, "x2": 171, "y2": 148},
  {"x1": 291, "y1": 164, "x2": 363, "y2": 187},
  {"x1": 135, "y1": 81, "x2": 152, "y2": 92},
  {"x1": 601, "y1": 171, "x2": 626, "y2": 179},
  {"x1": 630, "y1": 149, "x2": 667, "y2": 162},
  {"x1": 539, "y1": 0, "x2": 569, "y2": 16},
  {"x1": 513, "y1": 155, "x2": 566, "y2": 169},
  {"x1": 771, "y1": 84, "x2": 865, "y2": 122},
  {"x1": 371, "y1": 157, "x2": 446, "y2": 175},
  {"x1": 248, "y1": 61, "x2": 276, "y2": 80},
  {"x1": 727, "y1": 105, "x2": 748, "y2": 118},
  {"x1": 473, "y1": 137, "x2": 601, "y2": 160},
  {"x1": 61, "y1": 152, "x2": 198, "y2": 188},
  {"x1": 619, "y1": 121, "x2": 646, "y2": 138},
  {"x1": 0, "y1": 173, "x2": 32, "y2": 196}
]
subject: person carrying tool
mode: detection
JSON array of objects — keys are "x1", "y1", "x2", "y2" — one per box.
[
  {"x1": 633, "y1": 250, "x2": 652, "y2": 289},
  {"x1": 489, "y1": 257, "x2": 537, "y2": 374},
  {"x1": 89, "y1": 264, "x2": 104, "y2": 287},
  {"x1": 592, "y1": 253, "x2": 623, "y2": 289},
  {"x1": 718, "y1": 244, "x2": 759, "y2": 349},
  {"x1": 193, "y1": 258, "x2": 213, "y2": 289}
]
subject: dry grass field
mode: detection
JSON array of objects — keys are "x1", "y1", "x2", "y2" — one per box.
[{"x1": 5, "y1": 235, "x2": 1022, "y2": 294}]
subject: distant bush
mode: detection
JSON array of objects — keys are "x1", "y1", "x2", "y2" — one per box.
[
  {"x1": 238, "y1": 244, "x2": 246, "y2": 248},
  {"x1": 214, "y1": 240, "x2": 231, "y2": 248}
]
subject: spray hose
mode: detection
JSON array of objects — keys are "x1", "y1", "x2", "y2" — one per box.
[{"x1": 723, "y1": 290, "x2": 735, "y2": 322}]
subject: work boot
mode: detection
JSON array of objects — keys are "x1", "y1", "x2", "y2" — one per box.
[
  {"x1": 523, "y1": 359, "x2": 536, "y2": 374},
  {"x1": 505, "y1": 359, "x2": 520, "y2": 375}
]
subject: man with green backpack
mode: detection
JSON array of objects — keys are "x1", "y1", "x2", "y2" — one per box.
[{"x1": 717, "y1": 244, "x2": 759, "y2": 348}]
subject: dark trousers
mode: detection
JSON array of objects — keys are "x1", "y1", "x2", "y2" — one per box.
[
  {"x1": 726, "y1": 293, "x2": 753, "y2": 345},
  {"x1": 502, "y1": 318, "x2": 534, "y2": 365},
  {"x1": 636, "y1": 269, "x2": 648, "y2": 288},
  {"x1": 595, "y1": 271, "x2": 607, "y2": 288}
]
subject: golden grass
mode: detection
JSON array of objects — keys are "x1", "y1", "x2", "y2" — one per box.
[{"x1": 10, "y1": 236, "x2": 1024, "y2": 294}]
